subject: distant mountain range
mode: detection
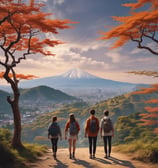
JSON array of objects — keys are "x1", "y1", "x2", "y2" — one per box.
[
  {"x1": 0, "y1": 68, "x2": 148, "y2": 103},
  {"x1": 19, "y1": 68, "x2": 147, "y2": 102},
  {"x1": 18, "y1": 68, "x2": 137, "y2": 89}
]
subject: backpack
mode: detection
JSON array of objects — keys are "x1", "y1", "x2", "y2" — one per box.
[
  {"x1": 69, "y1": 121, "x2": 78, "y2": 136},
  {"x1": 89, "y1": 119, "x2": 97, "y2": 133},
  {"x1": 48, "y1": 122, "x2": 60, "y2": 136},
  {"x1": 103, "y1": 118, "x2": 112, "y2": 133}
]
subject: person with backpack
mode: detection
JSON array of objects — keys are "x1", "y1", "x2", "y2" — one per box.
[
  {"x1": 48, "y1": 116, "x2": 62, "y2": 159},
  {"x1": 84, "y1": 109, "x2": 99, "y2": 159},
  {"x1": 100, "y1": 110, "x2": 114, "y2": 158},
  {"x1": 65, "y1": 113, "x2": 80, "y2": 159}
]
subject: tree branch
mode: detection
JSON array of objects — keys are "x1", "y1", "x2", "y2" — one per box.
[{"x1": 129, "y1": 28, "x2": 158, "y2": 55}]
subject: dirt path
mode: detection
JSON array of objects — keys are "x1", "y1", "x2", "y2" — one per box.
[{"x1": 27, "y1": 147, "x2": 158, "y2": 168}]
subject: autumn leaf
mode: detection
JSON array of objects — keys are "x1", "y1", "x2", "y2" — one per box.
[{"x1": 0, "y1": 72, "x2": 38, "y2": 80}]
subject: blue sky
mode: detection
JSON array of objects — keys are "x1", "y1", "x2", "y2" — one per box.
[{"x1": 1, "y1": 0, "x2": 158, "y2": 85}]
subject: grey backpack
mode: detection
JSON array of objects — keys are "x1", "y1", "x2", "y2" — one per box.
[
  {"x1": 69, "y1": 122, "x2": 78, "y2": 135},
  {"x1": 103, "y1": 118, "x2": 112, "y2": 133}
]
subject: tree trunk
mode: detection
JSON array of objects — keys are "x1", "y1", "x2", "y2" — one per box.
[
  {"x1": 10, "y1": 100, "x2": 24, "y2": 149},
  {"x1": 7, "y1": 84, "x2": 24, "y2": 149}
]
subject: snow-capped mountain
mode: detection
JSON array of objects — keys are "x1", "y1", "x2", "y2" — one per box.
[
  {"x1": 61, "y1": 68, "x2": 97, "y2": 79},
  {"x1": 1, "y1": 68, "x2": 143, "y2": 103},
  {"x1": 18, "y1": 68, "x2": 135, "y2": 89}
]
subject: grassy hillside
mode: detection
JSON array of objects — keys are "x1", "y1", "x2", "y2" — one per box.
[
  {"x1": 21, "y1": 91, "x2": 158, "y2": 147},
  {"x1": 20, "y1": 85, "x2": 79, "y2": 101},
  {"x1": 0, "y1": 128, "x2": 47, "y2": 168},
  {"x1": 0, "y1": 86, "x2": 80, "y2": 115},
  {"x1": 2, "y1": 90, "x2": 158, "y2": 164},
  {"x1": 22, "y1": 101, "x2": 89, "y2": 147},
  {"x1": 86, "y1": 92, "x2": 158, "y2": 121}
]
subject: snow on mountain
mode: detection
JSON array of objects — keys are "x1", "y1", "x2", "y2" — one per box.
[
  {"x1": 60, "y1": 68, "x2": 97, "y2": 79},
  {"x1": 17, "y1": 68, "x2": 137, "y2": 90},
  {"x1": 1, "y1": 68, "x2": 145, "y2": 103}
]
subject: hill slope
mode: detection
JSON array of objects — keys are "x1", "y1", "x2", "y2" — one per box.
[
  {"x1": 18, "y1": 68, "x2": 143, "y2": 103},
  {"x1": 20, "y1": 85, "x2": 79, "y2": 102},
  {"x1": 21, "y1": 91, "x2": 158, "y2": 146},
  {"x1": 0, "y1": 86, "x2": 80, "y2": 115}
]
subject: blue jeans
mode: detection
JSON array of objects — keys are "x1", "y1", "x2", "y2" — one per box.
[{"x1": 88, "y1": 136, "x2": 97, "y2": 155}]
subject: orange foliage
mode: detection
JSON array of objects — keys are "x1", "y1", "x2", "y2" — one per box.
[
  {"x1": 0, "y1": 0, "x2": 74, "y2": 58},
  {"x1": 131, "y1": 84, "x2": 158, "y2": 133},
  {"x1": 139, "y1": 119, "x2": 157, "y2": 126},
  {"x1": 0, "y1": 0, "x2": 75, "y2": 82},
  {"x1": 144, "y1": 106, "x2": 158, "y2": 113},
  {"x1": 140, "y1": 113, "x2": 158, "y2": 118},
  {"x1": 123, "y1": 0, "x2": 158, "y2": 10},
  {"x1": 132, "y1": 84, "x2": 158, "y2": 94},
  {"x1": 145, "y1": 99, "x2": 158, "y2": 103},
  {"x1": 0, "y1": 72, "x2": 38, "y2": 80},
  {"x1": 100, "y1": 0, "x2": 158, "y2": 53}
]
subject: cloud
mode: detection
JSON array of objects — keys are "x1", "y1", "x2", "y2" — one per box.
[
  {"x1": 15, "y1": 41, "x2": 109, "y2": 77},
  {"x1": 1, "y1": 0, "x2": 158, "y2": 85},
  {"x1": 53, "y1": 0, "x2": 65, "y2": 5}
]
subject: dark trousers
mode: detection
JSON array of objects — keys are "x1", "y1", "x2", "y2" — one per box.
[
  {"x1": 51, "y1": 138, "x2": 58, "y2": 153},
  {"x1": 88, "y1": 136, "x2": 97, "y2": 155},
  {"x1": 103, "y1": 136, "x2": 112, "y2": 154}
]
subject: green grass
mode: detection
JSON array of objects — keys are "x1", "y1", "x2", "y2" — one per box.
[
  {"x1": 114, "y1": 140, "x2": 158, "y2": 163},
  {"x1": 0, "y1": 142, "x2": 48, "y2": 168},
  {"x1": 0, "y1": 128, "x2": 48, "y2": 168}
]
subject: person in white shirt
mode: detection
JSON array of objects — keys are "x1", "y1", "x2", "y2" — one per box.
[{"x1": 100, "y1": 110, "x2": 114, "y2": 158}]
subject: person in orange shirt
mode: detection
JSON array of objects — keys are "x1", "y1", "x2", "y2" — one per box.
[
  {"x1": 84, "y1": 109, "x2": 99, "y2": 159},
  {"x1": 65, "y1": 113, "x2": 80, "y2": 159}
]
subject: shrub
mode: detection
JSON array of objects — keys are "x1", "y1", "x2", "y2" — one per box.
[
  {"x1": 114, "y1": 140, "x2": 158, "y2": 163},
  {"x1": 0, "y1": 143, "x2": 15, "y2": 165}
]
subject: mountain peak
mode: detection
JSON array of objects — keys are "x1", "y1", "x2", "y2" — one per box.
[{"x1": 60, "y1": 68, "x2": 97, "y2": 79}]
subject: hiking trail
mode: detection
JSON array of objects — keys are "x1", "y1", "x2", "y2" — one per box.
[{"x1": 26, "y1": 147, "x2": 158, "y2": 168}]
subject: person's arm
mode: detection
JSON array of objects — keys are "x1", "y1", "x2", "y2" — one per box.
[
  {"x1": 111, "y1": 121, "x2": 114, "y2": 137},
  {"x1": 100, "y1": 119, "x2": 103, "y2": 138},
  {"x1": 96, "y1": 118, "x2": 100, "y2": 134},
  {"x1": 59, "y1": 125, "x2": 62, "y2": 140},
  {"x1": 65, "y1": 121, "x2": 69, "y2": 140},
  {"x1": 84, "y1": 119, "x2": 88, "y2": 138},
  {"x1": 48, "y1": 123, "x2": 51, "y2": 139},
  {"x1": 76, "y1": 121, "x2": 80, "y2": 134}
]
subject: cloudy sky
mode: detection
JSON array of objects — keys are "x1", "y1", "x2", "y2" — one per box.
[{"x1": 1, "y1": 0, "x2": 158, "y2": 85}]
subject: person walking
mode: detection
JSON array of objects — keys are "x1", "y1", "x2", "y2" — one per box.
[
  {"x1": 85, "y1": 109, "x2": 99, "y2": 159},
  {"x1": 48, "y1": 116, "x2": 62, "y2": 159},
  {"x1": 100, "y1": 110, "x2": 114, "y2": 158},
  {"x1": 65, "y1": 113, "x2": 80, "y2": 159}
]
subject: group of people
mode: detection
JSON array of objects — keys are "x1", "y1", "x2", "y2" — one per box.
[{"x1": 48, "y1": 109, "x2": 114, "y2": 160}]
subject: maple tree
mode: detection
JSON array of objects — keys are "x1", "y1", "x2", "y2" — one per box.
[
  {"x1": 0, "y1": 0, "x2": 73, "y2": 149},
  {"x1": 100, "y1": 0, "x2": 158, "y2": 134},
  {"x1": 132, "y1": 84, "x2": 158, "y2": 134},
  {"x1": 100, "y1": 0, "x2": 158, "y2": 55}
]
